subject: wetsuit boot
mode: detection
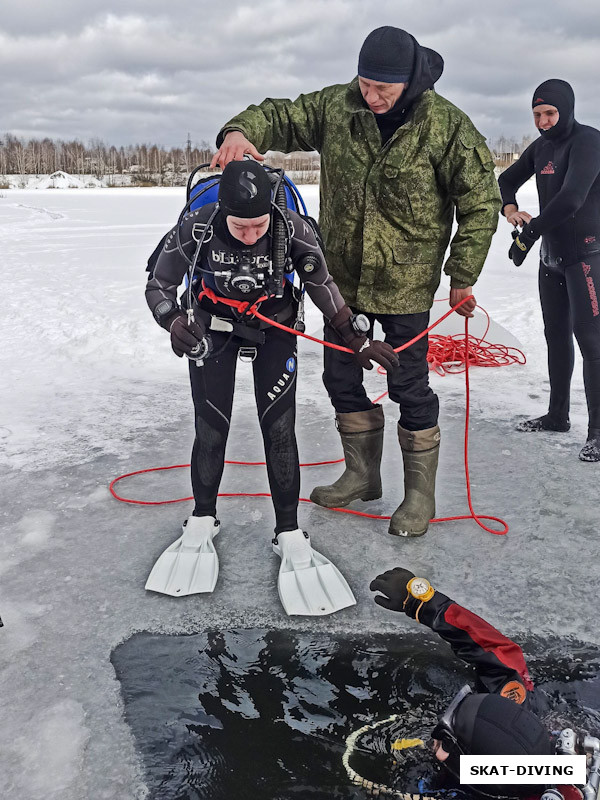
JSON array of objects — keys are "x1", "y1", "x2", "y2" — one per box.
[
  {"x1": 579, "y1": 428, "x2": 600, "y2": 462},
  {"x1": 515, "y1": 414, "x2": 570, "y2": 432},
  {"x1": 579, "y1": 357, "x2": 600, "y2": 461},
  {"x1": 310, "y1": 406, "x2": 384, "y2": 508},
  {"x1": 388, "y1": 424, "x2": 440, "y2": 537}
]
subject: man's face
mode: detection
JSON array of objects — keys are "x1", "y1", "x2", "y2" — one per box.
[
  {"x1": 358, "y1": 76, "x2": 407, "y2": 114},
  {"x1": 226, "y1": 213, "x2": 270, "y2": 245},
  {"x1": 533, "y1": 104, "x2": 559, "y2": 131}
]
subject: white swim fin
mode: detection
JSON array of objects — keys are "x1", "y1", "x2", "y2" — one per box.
[
  {"x1": 272, "y1": 529, "x2": 356, "y2": 616},
  {"x1": 145, "y1": 516, "x2": 220, "y2": 596}
]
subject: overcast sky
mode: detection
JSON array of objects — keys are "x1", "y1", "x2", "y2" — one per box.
[{"x1": 2, "y1": 0, "x2": 599, "y2": 150}]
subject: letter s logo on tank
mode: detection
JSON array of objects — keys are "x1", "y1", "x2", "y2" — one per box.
[{"x1": 286, "y1": 357, "x2": 296, "y2": 373}]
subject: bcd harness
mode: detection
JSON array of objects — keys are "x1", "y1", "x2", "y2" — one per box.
[{"x1": 177, "y1": 163, "x2": 318, "y2": 355}]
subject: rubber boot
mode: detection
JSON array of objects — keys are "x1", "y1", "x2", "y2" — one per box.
[
  {"x1": 310, "y1": 406, "x2": 385, "y2": 508},
  {"x1": 388, "y1": 424, "x2": 440, "y2": 537}
]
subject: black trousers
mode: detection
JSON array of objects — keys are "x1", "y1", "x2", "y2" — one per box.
[
  {"x1": 322, "y1": 309, "x2": 439, "y2": 431},
  {"x1": 539, "y1": 253, "x2": 600, "y2": 429},
  {"x1": 188, "y1": 327, "x2": 299, "y2": 534}
]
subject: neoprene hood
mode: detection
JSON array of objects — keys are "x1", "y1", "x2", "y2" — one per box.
[
  {"x1": 532, "y1": 78, "x2": 575, "y2": 140},
  {"x1": 218, "y1": 160, "x2": 272, "y2": 218}
]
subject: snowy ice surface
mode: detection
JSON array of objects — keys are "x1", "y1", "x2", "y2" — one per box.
[{"x1": 0, "y1": 182, "x2": 598, "y2": 799}]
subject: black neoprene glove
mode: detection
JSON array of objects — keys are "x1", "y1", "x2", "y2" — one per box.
[
  {"x1": 169, "y1": 312, "x2": 206, "y2": 358},
  {"x1": 329, "y1": 306, "x2": 400, "y2": 372},
  {"x1": 508, "y1": 225, "x2": 540, "y2": 267},
  {"x1": 369, "y1": 567, "x2": 415, "y2": 612}
]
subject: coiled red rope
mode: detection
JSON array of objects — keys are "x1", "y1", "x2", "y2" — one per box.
[{"x1": 110, "y1": 298, "x2": 526, "y2": 536}]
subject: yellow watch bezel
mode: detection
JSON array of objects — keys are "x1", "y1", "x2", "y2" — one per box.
[{"x1": 407, "y1": 577, "x2": 435, "y2": 602}]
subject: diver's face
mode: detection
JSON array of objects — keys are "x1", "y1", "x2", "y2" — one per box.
[
  {"x1": 431, "y1": 739, "x2": 450, "y2": 762},
  {"x1": 226, "y1": 214, "x2": 270, "y2": 245},
  {"x1": 533, "y1": 104, "x2": 559, "y2": 131}
]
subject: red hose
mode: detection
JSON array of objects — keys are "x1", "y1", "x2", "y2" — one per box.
[{"x1": 110, "y1": 300, "x2": 525, "y2": 536}]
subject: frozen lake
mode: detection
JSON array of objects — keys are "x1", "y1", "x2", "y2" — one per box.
[{"x1": 0, "y1": 183, "x2": 598, "y2": 799}]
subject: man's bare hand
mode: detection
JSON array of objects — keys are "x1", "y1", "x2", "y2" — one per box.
[
  {"x1": 504, "y1": 203, "x2": 532, "y2": 227},
  {"x1": 450, "y1": 287, "x2": 476, "y2": 318},
  {"x1": 210, "y1": 131, "x2": 264, "y2": 169}
]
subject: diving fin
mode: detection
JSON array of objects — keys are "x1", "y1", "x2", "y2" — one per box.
[
  {"x1": 272, "y1": 528, "x2": 356, "y2": 616},
  {"x1": 145, "y1": 516, "x2": 220, "y2": 596}
]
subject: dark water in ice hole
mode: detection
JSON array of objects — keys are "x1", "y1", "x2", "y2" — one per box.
[{"x1": 111, "y1": 629, "x2": 600, "y2": 800}]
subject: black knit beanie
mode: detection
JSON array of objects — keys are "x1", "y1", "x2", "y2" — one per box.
[
  {"x1": 218, "y1": 160, "x2": 272, "y2": 218},
  {"x1": 532, "y1": 79, "x2": 575, "y2": 139},
  {"x1": 358, "y1": 26, "x2": 416, "y2": 83}
]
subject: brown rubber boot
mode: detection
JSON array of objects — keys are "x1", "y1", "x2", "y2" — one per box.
[
  {"x1": 388, "y1": 424, "x2": 440, "y2": 537},
  {"x1": 310, "y1": 406, "x2": 385, "y2": 508}
]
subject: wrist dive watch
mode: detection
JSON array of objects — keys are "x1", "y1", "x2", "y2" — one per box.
[{"x1": 407, "y1": 577, "x2": 435, "y2": 602}]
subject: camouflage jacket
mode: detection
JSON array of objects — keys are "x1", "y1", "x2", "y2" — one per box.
[{"x1": 219, "y1": 79, "x2": 501, "y2": 314}]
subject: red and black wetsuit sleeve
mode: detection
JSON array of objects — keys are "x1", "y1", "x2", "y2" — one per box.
[{"x1": 405, "y1": 591, "x2": 534, "y2": 703}]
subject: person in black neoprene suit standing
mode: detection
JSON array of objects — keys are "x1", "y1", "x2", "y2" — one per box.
[
  {"x1": 498, "y1": 79, "x2": 600, "y2": 462},
  {"x1": 145, "y1": 161, "x2": 398, "y2": 558}
]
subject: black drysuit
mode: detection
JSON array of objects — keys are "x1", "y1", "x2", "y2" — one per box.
[
  {"x1": 146, "y1": 205, "x2": 347, "y2": 533},
  {"x1": 498, "y1": 87, "x2": 600, "y2": 434}
]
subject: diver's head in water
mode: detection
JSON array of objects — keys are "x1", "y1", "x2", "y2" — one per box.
[
  {"x1": 218, "y1": 160, "x2": 272, "y2": 245},
  {"x1": 431, "y1": 686, "x2": 553, "y2": 794}
]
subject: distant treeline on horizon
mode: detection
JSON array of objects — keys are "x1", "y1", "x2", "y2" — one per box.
[{"x1": 0, "y1": 131, "x2": 534, "y2": 179}]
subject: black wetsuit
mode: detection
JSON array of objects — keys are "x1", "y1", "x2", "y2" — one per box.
[
  {"x1": 146, "y1": 205, "x2": 346, "y2": 533},
  {"x1": 499, "y1": 110, "x2": 600, "y2": 434}
]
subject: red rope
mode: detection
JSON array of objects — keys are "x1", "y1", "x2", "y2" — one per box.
[{"x1": 110, "y1": 300, "x2": 522, "y2": 536}]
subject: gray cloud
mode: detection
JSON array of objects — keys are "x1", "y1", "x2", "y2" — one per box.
[{"x1": 1, "y1": 0, "x2": 599, "y2": 148}]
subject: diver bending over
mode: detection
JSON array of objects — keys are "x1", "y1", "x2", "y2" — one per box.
[
  {"x1": 369, "y1": 567, "x2": 598, "y2": 799},
  {"x1": 145, "y1": 160, "x2": 398, "y2": 615}
]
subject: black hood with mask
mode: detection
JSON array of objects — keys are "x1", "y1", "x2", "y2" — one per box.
[
  {"x1": 453, "y1": 694, "x2": 552, "y2": 757},
  {"x1": 358, "y1": 26, "x2": 444, "y2": 141},
  {"x1": 532, "y1": 78, "x2": 575, "y2": 141},
  {"x1": 443, "y1": 693, "x2": 553, "y2": 797},
  {"x1": 217, "y1": 160, "x2": 273, "y2": 219}
]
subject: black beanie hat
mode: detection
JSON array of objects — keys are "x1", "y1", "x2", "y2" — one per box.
[
  {"x1": 218, "y1": 160, "x2": 272, "y2": 218},
  {"x1": 453, "y1": 694, "x2": 553, "y2": 757},
  {"x1": 358, "y1": 26, "x2": 443, "y2": 86},
  {"x1": 531, "y1": 78, "x2": 575, "y2": 140},
  {"x1": 359, "y1": 27, "x2": 415, "y2": 83}
]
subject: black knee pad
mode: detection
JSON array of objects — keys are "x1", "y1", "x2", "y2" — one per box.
[
  {"x1": 194, "y1": 415, "x2": 225, "y2": 485},
  {"x1": 266, "y1": 408, "x2": 297, "y2": 492}
]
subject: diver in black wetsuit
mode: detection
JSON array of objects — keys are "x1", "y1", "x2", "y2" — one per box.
[
  {"x1": 144, "y1": 161, "x2": 398, "y2": 611},
  {"x1": 498, "y1": 79, "x2": 600, "y2": 462}
]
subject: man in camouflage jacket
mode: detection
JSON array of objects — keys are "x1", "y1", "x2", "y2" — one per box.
[{"x1": 212, "y1": 26, "x2": 501, "y2": 538}]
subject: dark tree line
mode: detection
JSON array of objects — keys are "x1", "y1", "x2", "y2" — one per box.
[
  {"x1": 0, "y1": 134, "x2": 215, "y2": 182},
  {"x1": 488, "y1": 133, "x2": 536, "y2": 167},
  {"x1": 0, "y1": 130, "x2": 530, "y2": 180}
]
